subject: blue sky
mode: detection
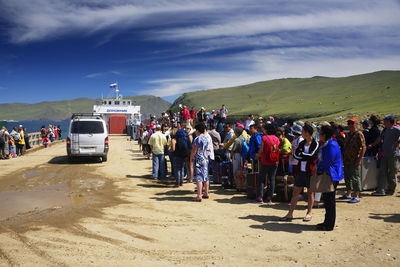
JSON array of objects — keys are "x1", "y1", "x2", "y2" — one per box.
[{"x1": 0, "y1": 0, "x2": 400, "y2": 104}]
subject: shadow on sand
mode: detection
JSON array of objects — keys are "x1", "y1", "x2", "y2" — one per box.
[
  {"x1": 369, "y1": 213, "x2": 400, "y2": 223},
  {"x1": 48, "y1": 156, "x2": 101, "y2": 165}
]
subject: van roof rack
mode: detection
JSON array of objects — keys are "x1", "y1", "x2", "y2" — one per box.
[{"x1": 71, "y1": 113, "x2": 103, "y2": 120}]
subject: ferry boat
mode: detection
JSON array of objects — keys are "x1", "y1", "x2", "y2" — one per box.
[{"x1": 93, "y1": 82, "x2": 141, "y2": 139}]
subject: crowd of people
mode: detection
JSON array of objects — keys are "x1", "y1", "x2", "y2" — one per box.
[
  {"x1": 137, "y1": 105, "x2": 399, "y2": 231},
  {"x1": 0, "y1": 124, "x2": 62, "y2": 159}
]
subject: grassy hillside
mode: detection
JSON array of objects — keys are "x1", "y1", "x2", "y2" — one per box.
[
  {"x1": 0, "y1": 95, "x2": 170, "y2": 121},
  {"x1": 171, "y1": 71, "x2": 400, "y2": 122}
]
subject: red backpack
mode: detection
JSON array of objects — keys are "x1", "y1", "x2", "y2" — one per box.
[{"x1": 265, "y1": 135, "x2": 280, "y2": 162}]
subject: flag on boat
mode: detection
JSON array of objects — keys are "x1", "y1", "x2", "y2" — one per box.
[{"x1": 109, "y1": 83, "x2": 117, "y2": 89}]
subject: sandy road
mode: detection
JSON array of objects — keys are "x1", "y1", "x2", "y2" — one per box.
[{"x1": 0, "y1": 136, "x2": 399, "y2": 266}]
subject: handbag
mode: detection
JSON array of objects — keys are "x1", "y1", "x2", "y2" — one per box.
[{"x1": 310, "y1": 171, "x2": 334, "y2": 192}]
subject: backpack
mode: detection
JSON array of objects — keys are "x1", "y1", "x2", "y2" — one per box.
[
  {"x1": 333, "y1": 131, "x2": 345, "y2": 152},
  {"x1": 265, "y1": 135, "x2": 280, "y2": 162},
  {"x1": 238, "y1": 136, "x2": 249, "y2": 158},
  {"x1": 0, "y1": 131, "x2": 5, "y2": 145},
  {"x1": 14, "y1": 133, "x2": 21, "y2": 142},
  {"x1": 175, "y1": 136, "x2": 191, "y2": 158}
]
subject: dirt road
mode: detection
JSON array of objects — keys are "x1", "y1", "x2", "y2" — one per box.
[{"x1": 0, "y1": 136, "x2": 399, "y2": 266}]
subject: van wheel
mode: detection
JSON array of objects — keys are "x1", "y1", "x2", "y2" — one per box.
[{"x1": 102, "y1": 155, "x2": 108, "y2": 162}]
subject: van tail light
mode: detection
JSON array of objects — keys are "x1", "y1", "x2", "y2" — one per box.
[
  {"x1": 66, "y1": 137, "x2": 71, "y2": 147},
  {"x1": 105, "y1": 136, "x2": 109, "y2": 147}
]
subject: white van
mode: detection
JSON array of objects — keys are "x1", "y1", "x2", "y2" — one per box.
[{"x1": 66, "y1": 113, "x2": 109, "y2": 162}]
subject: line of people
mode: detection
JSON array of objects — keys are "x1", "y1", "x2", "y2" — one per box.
[{"x1": 138, "y1": 109, "x2": 399, "y2": 231}]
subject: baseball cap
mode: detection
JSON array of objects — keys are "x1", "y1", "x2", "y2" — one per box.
[
  {"x1": 384, "y1": 115, "x2": 395, "y2": 121},
  {"x1": 362, "y1": 120, "x2": 369, "y2": 126},
  {"x1": 347, "y1": 118, "x2": 358, "y2": 123},
  {"x1": 149, "y1": 124, "x2": 154, "y2": 129},
  {"x1": 156, "y1": 124, "x2": 161, "y2": 129}
]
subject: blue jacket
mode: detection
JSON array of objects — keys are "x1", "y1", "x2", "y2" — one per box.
[
  {"x1": 317, "y1": 138, "x2": 344, "y2": 181},
  {"x1": 249, "y1": 133, "x2": 262, "y2": 160}
]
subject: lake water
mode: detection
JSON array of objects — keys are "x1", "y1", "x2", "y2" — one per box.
[{"x1": 6, "y1": 120, "x2": 70, "y2": 139}]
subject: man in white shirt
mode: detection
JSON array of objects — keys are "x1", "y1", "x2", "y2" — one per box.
[{"x1": 245, "y1": 115, "x2": 255, "y2": 130}]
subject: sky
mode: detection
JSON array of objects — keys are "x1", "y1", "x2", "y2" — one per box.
[{"x1": 0, "y1": 0, "x2": 400, "y2": 104}]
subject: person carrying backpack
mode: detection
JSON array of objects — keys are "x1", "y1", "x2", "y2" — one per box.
[
  {"x1": 172, "y1": 129, "x2": 191, "y2": 187},
  {"x1": 254, "y1": 123, "x2": 280, "y2": 204},
  {"x1": 0, "y1": 126, "x2": 9, "y2": 159}
]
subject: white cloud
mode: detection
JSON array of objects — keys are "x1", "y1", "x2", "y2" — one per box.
[
  {"x1": 154, "y1": 7, "x2": 400, "y2": 41},
  {"x1": 85, "y1": 70, "x2": 121, "y2": 78},
  {"x1": 1, "y1": 0, "x2": 216, "y2": 43},
  {"x1": 142, "y1": 47, "x2": 400, "y2": 97}
]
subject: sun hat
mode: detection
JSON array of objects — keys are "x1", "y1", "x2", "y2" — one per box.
[
  {"x1": 291, "y1": 124, "x2": 302, "y2": 135},
  {"x1": 318, "y1": 121, "x2": 331, "y2": 127},
  {"x1": 149, "y1": 124, "x2": 155, "y2": 129}
]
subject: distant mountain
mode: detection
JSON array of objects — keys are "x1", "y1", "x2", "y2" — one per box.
[
  {"x1": 0, "y1": 95, "x2": 170, "y2": 121},
  {"x1": 170, "y1": 71, "x2": 400, "y2": 122}
]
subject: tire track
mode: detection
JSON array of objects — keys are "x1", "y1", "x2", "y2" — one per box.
[
  {"x1": 0, "y1": 226, "x2": 67, "y2": 267},
  {"x1": 0, "y1": 246, "x2": 15, "y2": 266}
]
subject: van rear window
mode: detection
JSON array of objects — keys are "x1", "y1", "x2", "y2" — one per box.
[{"x1": 71, "y1": 121, "x2": 104, "y2": 134}]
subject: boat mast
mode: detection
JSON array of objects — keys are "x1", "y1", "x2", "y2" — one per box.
[{"x1": 115, "y1": 80, "x2": 119, "y2": 100}]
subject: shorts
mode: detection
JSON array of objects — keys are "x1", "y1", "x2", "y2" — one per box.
[{"x1": 294, "y1": 172, "x2": 311, "y2": 188}]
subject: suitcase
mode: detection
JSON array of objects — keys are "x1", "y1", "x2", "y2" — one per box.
[
  {"x1": 221, "y1": 161, "x2": 234, "y2": 189},
  {"x1": 247, "y1": 160, "x2": 260, "y2": 199},
  {"x1": 275, "y1": 174, "x2": 295, "y2": 202},
  {"x1": 212, "y1": 161, "x2": 222, "y2": 184}
]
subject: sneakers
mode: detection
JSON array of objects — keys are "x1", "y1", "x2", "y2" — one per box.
[
  {"x1": 252, "y1": 199, "x2": 263, "y2": 204},
  {"x1": 348, "y1": 198, "x2": 360, "y2": 203},
  {"x1": 338, "y1": 195, "x2": 352, "y2": 200},
  {"x1": 371, "y1": 191, "x2": 386, "y2": 196}
]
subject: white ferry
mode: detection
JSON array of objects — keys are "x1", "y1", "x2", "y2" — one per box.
[{"x1": 93, "y1": 82, "x2": 141, "y2": 139}]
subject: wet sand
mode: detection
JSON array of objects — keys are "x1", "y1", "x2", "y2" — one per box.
[{"x1": 0, "y1": 136, "x2": 399, "y2": 266}]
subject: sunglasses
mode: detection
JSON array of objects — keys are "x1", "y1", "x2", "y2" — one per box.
[{"x1": 347, "y1": 121, "x2": 355, "y2": 125}]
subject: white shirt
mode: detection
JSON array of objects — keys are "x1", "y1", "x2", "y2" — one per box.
[
  {"x1": 300, "y1": 144, "x2": 310, "y2": 172},
  {"x1": 205, "y1": 132, "x2": 214, "y2": 160},
  {"x1": 220, "y1": 108, "x2": 228, "y2": 118},
  {"x1": 289, "y1": 136, "x2": 304, "y2": 166},
  {"x1": 245, "y1": 120, "x2": 255, "y2": 130}
]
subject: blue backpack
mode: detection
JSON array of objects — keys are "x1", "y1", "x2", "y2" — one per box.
[{"x1": 238, "y1": 136, "x2": 249, "y2": 158}]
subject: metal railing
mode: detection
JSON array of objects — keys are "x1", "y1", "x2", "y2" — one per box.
[{"x1": 28, "y1": 132, "x2": 43, "y2": 147}]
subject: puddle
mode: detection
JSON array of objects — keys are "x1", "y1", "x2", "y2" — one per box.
[
  {"x1": 0, "y1": 183, "x2": 71, "y2": 221},
  {"x1": 21, "y1": 170, "x2": 40, "y2": 179}
]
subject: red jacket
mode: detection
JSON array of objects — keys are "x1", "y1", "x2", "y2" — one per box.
[{"x1": 182, "y1": 108, "x2": 190, "y2": 121}]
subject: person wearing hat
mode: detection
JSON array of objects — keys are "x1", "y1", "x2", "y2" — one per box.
[
  {"x1": 288, "y1": 124, "x2": 304, "y2": 170},
  {"x1": 370, "y1": 115, "x2": 400, "y2": 196},
  {"x1": 339, "y1": 118, "x2": 366, "y2": 203},
  {"x1": 16, "y1": 126, "x2": 25, "y2": 156},
  {"x1": 148, "y1": 124, "x2": 167, "y2": 180}
]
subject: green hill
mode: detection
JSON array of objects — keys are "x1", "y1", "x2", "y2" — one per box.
[
  {"x1": 0, "y1": 95, "x2": 170, "y2": 121},
  {"x1": 171, "y1": 71, "x2": 400, "y2": 122}
]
